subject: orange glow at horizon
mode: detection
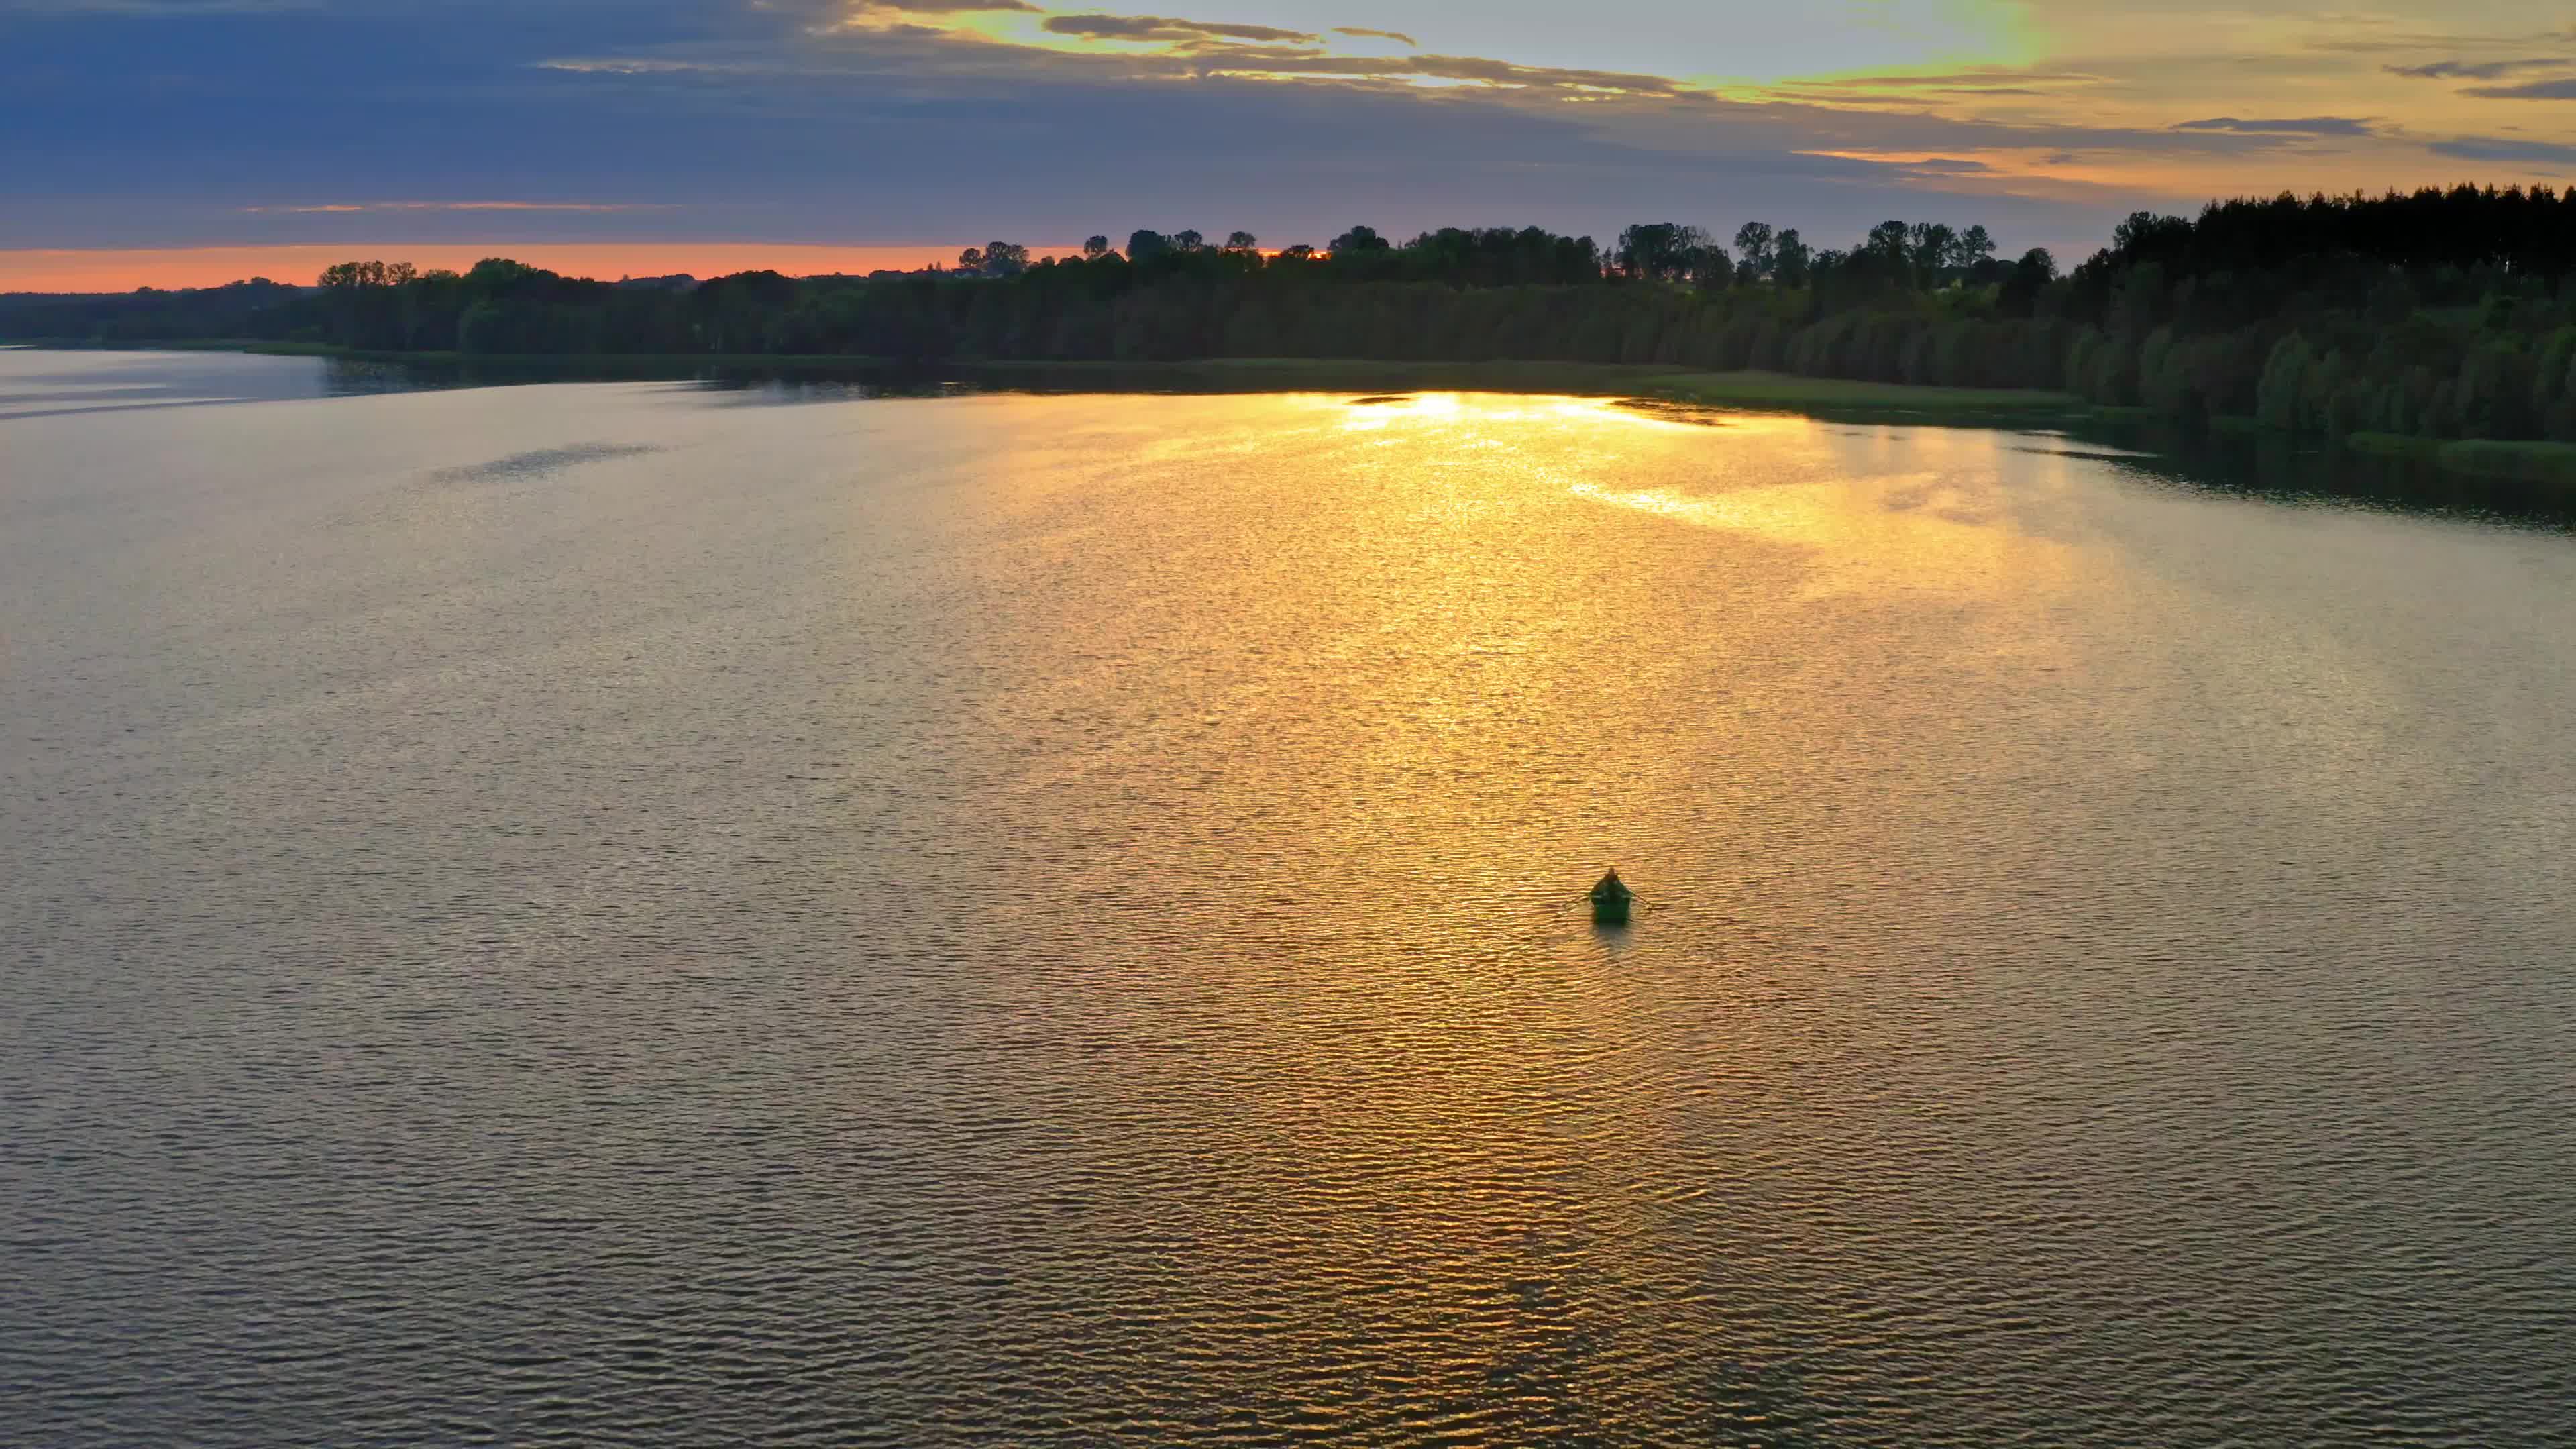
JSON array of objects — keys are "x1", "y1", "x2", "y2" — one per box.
[{"x1": 0, "y1": 243, "x2": 1093, "y2": 293}]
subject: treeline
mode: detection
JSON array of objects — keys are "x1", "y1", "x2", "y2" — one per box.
[
  {"x1": 2059, "y1": 190, "x2": 2576, "y2": 443},
  {"x1": 7, "y1": 184, "x2": 2574, "y2": 445},
  {"x1": 2, "y1": 277, "x2": 307, "y2": 344}
]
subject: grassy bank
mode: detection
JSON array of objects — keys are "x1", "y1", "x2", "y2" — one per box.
[
  {"x1": 975, "y1": 356, "x2": 2090, "y2": 418},
  {"x1": 2345, "y1": 432, "x2": 2576, "y2": 494},
  {"x1": 983, "y1": 356, "x2": 2080, "y2": 409}
]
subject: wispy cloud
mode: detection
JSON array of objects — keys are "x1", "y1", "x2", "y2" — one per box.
[
  {"x1": 534, "y1": 56, "x2": 768, "y2": 74},
  {"x1": 2384, "y1": 56, "x2": 2573, "y2": 80},
  {"x1": 2428, "y1": 136, "x2": 2576, "y2": 166},
  {"x1": 1175, "y1": 44, "x2": 1690, "y2": 95},
  {"x1": 2297, "y1": 20, "x2": 2576, "y2": 55},
  {"x1": 1040, "y1": 12, "x2": 1318, "y2": 46},
  {"x1": 2171, "y1": 115, "x2": 2376, "y2": 136},
  {"x1": 1778, "y1": 69, "x2": 2101, "y2": 91},
  {"x1": 833, "y1": 0, "x2": 1038, "y2": 19},
  {"x1": 239, "y1": 201, "x2": 679, "y2": 213},
  {"x1": 2461, "y1": 76, "x2": 2576, "y2": 99},
  {"x1": 1332, "y1": 26, "x2": 1416, "y2": 48}
]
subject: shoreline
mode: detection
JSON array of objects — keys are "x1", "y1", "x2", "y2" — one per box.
[
  {"x1": 25, "y1": 339, "x2": 2094, "y2": 418},
  {"x1": 250, "y1": 346, "x2": 2094, "y2": 419},
  {"x1": 15, "y1": 340, "x2": 2575, "y2": 494}
]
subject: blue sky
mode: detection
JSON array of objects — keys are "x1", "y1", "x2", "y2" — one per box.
[{"x1": 4, "y1": 0, "x2": 2570, "y2": 285}]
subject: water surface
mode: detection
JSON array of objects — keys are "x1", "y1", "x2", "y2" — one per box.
[{"x1": 5, "y1": 350, "x2": 2572, "y2": 1446}]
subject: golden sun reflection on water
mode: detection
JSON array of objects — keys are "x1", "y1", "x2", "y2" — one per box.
[
  {"x1": 957, "y1": 395, "x2": 2114, "y2": 981},
  {"x1": 1322, "y1": 392, "x2": 2089, "y2": 606},
  {"x1": 1562, "y1": 472, "x2": 2082, "y2": 602},
  {"x1": 986, "y1": 395, "x2": 2270, "y2": 1440}
]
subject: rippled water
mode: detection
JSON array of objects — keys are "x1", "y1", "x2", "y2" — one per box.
[{"x1": 5, "y1": 350, "x2": 2573, "y2": 1446}]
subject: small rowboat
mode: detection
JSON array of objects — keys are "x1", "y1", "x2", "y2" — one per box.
[{"x1": 1589, "y1": 869, "x2": 1635, "y2": 926}]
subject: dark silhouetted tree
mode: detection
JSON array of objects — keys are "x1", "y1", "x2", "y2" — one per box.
[
  {"x1": 1774, "y1": 229, "x2": 1812, "y2": 288},
  {"x1": 1615, "y1": 223, "x2": 1715, "y2": 283},
  {"x1": 1733, "y1": 223, "x2": 1776, "y2": 282},
  {"x1": 1997, "y1": 247, "x2": 2056, "y2": 315}
]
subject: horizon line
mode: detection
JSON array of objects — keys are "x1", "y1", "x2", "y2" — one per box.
[{"x1": 0, "y1": 243, "x2": 1101, "y2": 295}]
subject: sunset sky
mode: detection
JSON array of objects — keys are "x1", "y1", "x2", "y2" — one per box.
[{"x1": 4, "y1": 0, "x2": 2571, "y2": 290}]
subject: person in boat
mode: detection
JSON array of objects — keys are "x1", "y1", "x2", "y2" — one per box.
[{"x1": 1591, "y1": 868, "x2": 1633, "y2": 905}]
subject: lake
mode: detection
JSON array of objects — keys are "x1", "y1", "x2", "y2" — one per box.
[{"x1": 4, "y1": 347, "x2": 2571, "y2": 1446}]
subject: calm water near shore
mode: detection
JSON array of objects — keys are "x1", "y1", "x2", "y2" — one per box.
[{"x1": 5, "y1": 348, "x2": 2573, "y2": 1446}]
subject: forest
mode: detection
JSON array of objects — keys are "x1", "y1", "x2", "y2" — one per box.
[{"x1": 7, "y1": 185, "x2": 2575, "y2": 449}]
